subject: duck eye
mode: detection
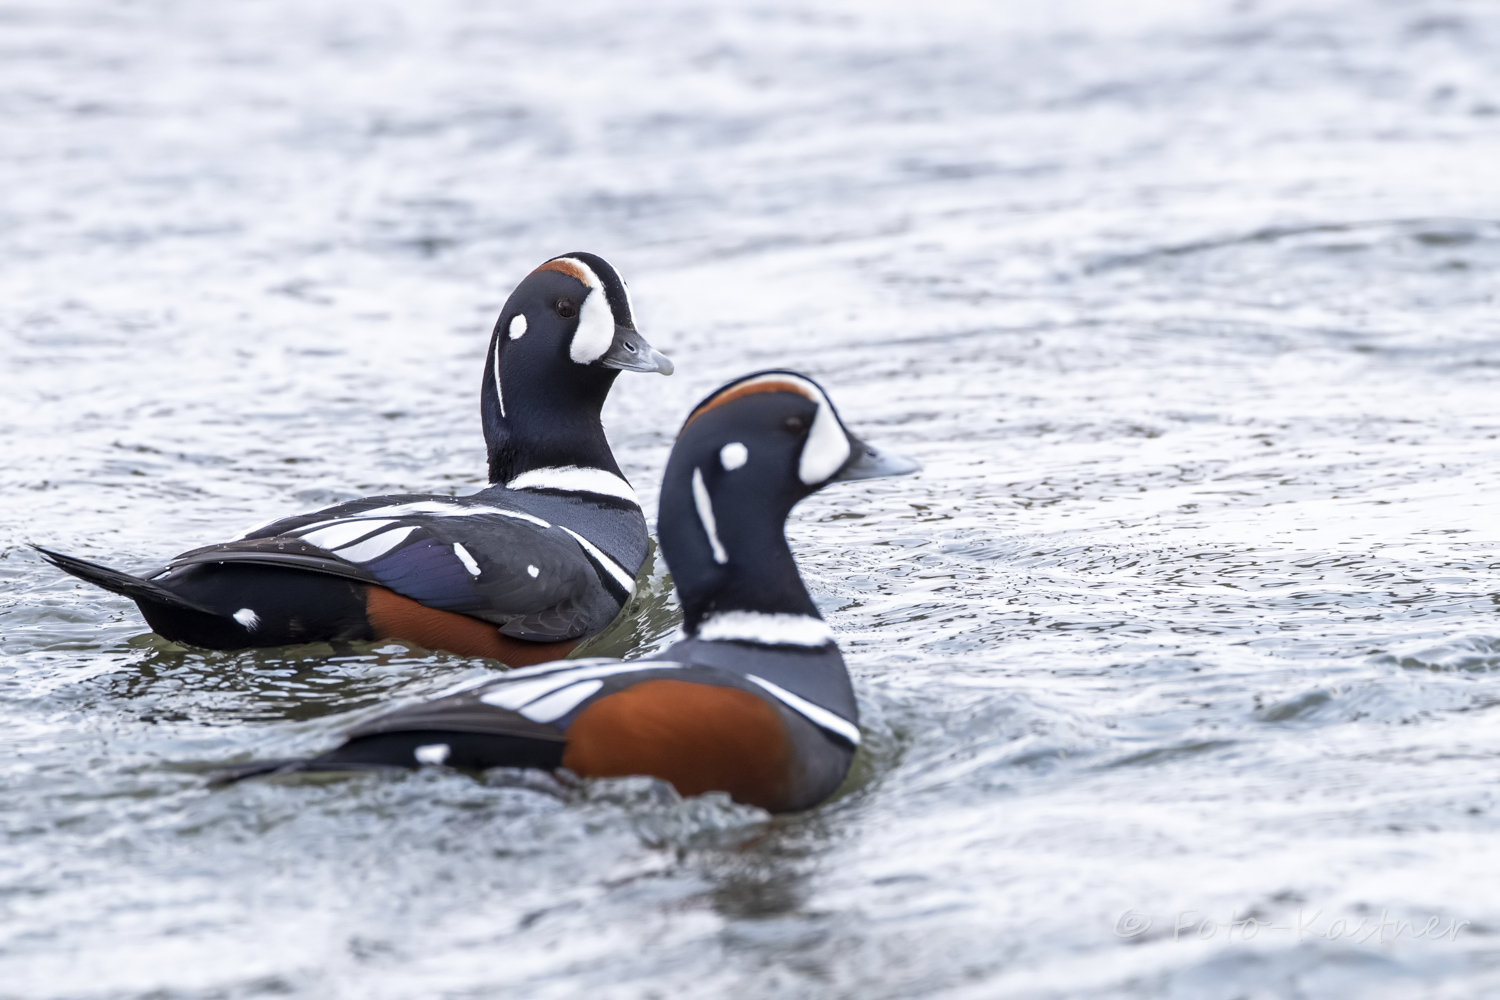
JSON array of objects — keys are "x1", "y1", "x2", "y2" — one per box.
[
  {"x1": 784, "y1": 416, "x2": 805, "y2": 433},
  {"x1": 555, "y1": 298, "x2": 577, "y2": 318}
]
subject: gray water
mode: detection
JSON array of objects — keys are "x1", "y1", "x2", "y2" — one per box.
[{"x1": 3, "y1": 0, "x2": 1500, "y2": 996}]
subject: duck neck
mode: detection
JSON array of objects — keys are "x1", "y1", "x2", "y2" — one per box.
[
  {"x1": 481, "y1": 334, "x2": 624, "y2": 484},
  {"x1": 657, "y1": 465, "x2": 821, "y2": 637}
]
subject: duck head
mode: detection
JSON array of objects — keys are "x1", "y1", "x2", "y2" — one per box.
[
  {"x1": 482, "y1": 252, "x2": 672, "y2": 484},
  {"x1": 658, "y1": 371, "x2": 919, "y2": 636}
]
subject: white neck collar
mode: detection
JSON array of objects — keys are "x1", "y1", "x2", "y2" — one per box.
[
  {"x1": 505, "y1": 465, "x2": 639, "y2": 506},
  {"x1": 695, "y1": 611, "x2": 834, "y2": 648}
]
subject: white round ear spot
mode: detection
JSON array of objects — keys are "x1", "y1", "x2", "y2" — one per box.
[
  {"x1": 720, "y1": 442, "x2": 748, "y2": 470},
  {"x1": 694, "y1": 372, "x2": 851, "y2": 484},
  {"x1": 799, "y1": 395, "x2": 850, "y2": 483},
  {"x1": 509, "y1": 314, "x2": 528, "y2": 339}
]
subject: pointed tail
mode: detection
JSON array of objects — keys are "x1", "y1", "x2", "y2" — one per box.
[{"x1": 33, "y1": 545, "x2": 219, "y2": 615}]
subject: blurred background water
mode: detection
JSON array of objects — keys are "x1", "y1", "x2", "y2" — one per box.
[{"x1": 3, "y1": 0, "x2": 1499, "y2": 997}]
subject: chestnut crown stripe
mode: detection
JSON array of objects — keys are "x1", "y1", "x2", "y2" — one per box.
[
  {"x1": 681, "y1": 372, "x2": 852, "y2": 485},
  {"x1": 682, "y1": 376, "x2": 820, "y2": 431},
  {"x1": 533, "y1": 256, "x2": 631, "y2": 365}
]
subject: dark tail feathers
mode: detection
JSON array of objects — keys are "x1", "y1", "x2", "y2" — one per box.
[{"x1": 33, "y1": 545, "x2": 219, "y2": 615}]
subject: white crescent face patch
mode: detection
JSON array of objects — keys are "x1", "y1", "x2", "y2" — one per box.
[
  {"x1": 549, "y1": 257, "x2": 616, "y2": 365},
  {"x1": 707, "y1": 373, "x2": 851, "y2": 484}
]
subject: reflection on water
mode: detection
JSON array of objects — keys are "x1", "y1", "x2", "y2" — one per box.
[{"x1": 4, "y1": 0, "x2": 1500, "y2": 996}]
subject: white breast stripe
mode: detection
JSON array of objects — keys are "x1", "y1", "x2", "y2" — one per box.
[
  {"x1": 692, "y1": 467, "x2": 728, "y2": 564},
  {"x1": 506, "y1": 466, "x2": 639, "y2": 506},
  {"x1": 747, "y1": 674, "x2": 861, "y2": 746},
  {"x1": 519, "y1": 679, "x2": 604, "y2": 723},
  {"x1": 559, "y1": 526, "x2": 637, "y2": 593},
  {"x1": 233, "y1": 607, "x2": 260, "y2": 630},
  {"x1": 696, "y1": 611, "x2": 834, "y2": 647},
  {"x1": 299, "y1": 519, "x2": 400, "y2": 551},
  {"x1": 492, "y1": 338, "x2": 506, "y2": 418},
  {"x1": 479, "y1": 660, "x2": 682, "y2": 709},
  {"x1": 335, "y1": 525, "x2": 419, "y2": 563}
]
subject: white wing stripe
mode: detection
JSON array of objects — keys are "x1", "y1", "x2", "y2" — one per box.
[
  {"x1": 478, "y1": 660, "x2": 681, "y2": 709},
  {"x1": 746, "y1": 674, "x2": 861, "y2": 746},
  {"x1": 335, "y1": 526, "x2": 419, "y2": 563},
  {"x1": 314, "y1": 501, "x2": 552, "y2": 528},
  {"x1": 299, "y1": 519, "x2": 399, "y2": 550},
  {"x1": 519, "y1": 680, "x2": 604, "y2": 723}
]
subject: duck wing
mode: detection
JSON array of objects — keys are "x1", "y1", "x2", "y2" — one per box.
[{"x1": 165, "y1": 494, "x2": 614, "y2": 640}]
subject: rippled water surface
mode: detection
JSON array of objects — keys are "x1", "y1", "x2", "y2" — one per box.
[{"x1": 4, "y1": 1, "x2": 1500, "y2": 997}]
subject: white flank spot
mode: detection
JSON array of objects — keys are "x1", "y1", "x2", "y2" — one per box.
[
  {"x1": 492, "y1": 337, "x2": 505, "y2": 419},
  {"x1": 518, "y1": 679, "x2": 604, "y2": 723},
  {"x1": 479, "y1": 660, "x2": 681, "y2": 709},
  {"x1": 452, "y1": 542, "x2": 481, "y2": 577},
  {"x1": 299, "y1": 519, "x2": 399, "y2": 550},
  {"x1": 335, "y1": 526, "x2": 418, "y2": 563},
  {"x1": 233, "y1": 607, "x2": 260, "y2": 630},
  {"x1": 527, "y1": 564, "x2": 540, "y2": 578},
  {"x1": 506, "y1": 465, "x2": 639, "y2": 506},
  {"x1": 559, "y1": 527, "x2": 637, "y2": 593},
  {"x1": 414, "y1": 743, "x2": 451, "y2": 765},
  {"x1": 553, "y1": 257, "x2": 615, "y2": 364},
  {"x1": 508, "y1": 313, "x2": 528, "y2": 339},
  {"x1": 697, "y1": 610, "x2": 834, "y2": 647},
  {"x1": 746, "y1": 675, "x2": 861, "y2": 746},
  {"x1": 720, "y1": 441, "x2": 748, "y2": 471},
  {"x1": 692, "y1": 467, "x2": 728, "y2": 565}
]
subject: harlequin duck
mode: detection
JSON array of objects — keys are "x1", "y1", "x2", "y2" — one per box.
[
  {"x1": 214, "y1": 371, "x2": 920, "y2": 813},
  {"x1": 37, "y1": 253, "x2": 672, "y2": 665}
]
